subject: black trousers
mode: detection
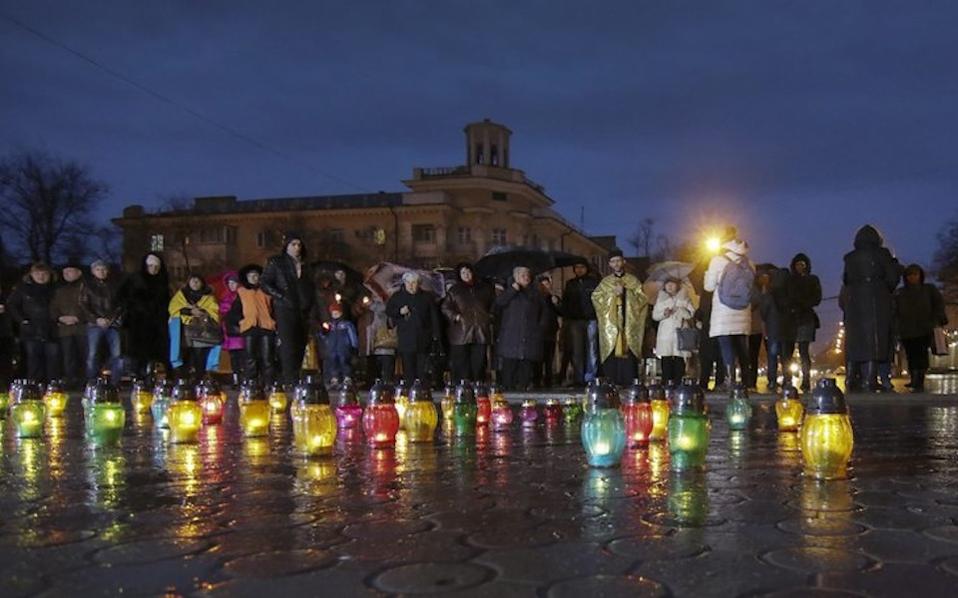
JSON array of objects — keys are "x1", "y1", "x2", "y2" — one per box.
[
  {"x1": 698, "y1": 337, "x2": 725, "y2": 389},
  {"x1": 500, "y1": 358, "x2": 536, "y2": 390},
  {"x1": 228, "y1": 349, "x2": 246, "y2": 377},
  {"x1": 275, "y1": 311, "x2": 307, "y2": 385},
  {"x1": 781, "y1": 340, "x2": 812, "y2": 389},
  {"x1": 449, "y1": 343, "x2": 486, "y2": 383},
  {"x1": 564, "y1": 319, "x2": 590, "y2": 386},
  {"x1": 399, "y1": 351, "x2": 430, "y2": 386},
  {"x1": 660, "y1": 356, "x2": 685, "y2": 386},
  {"x1": 23, "y1": 338, "x2": 60, "y2": 382},
  {"x1": 902, "y1": 335, "x2": 931, "y2": 372},
  {"x1": 746, "y1": 333, "x2": 763, "y2": 388},
  {"x1": 535, "y1": 341, "x2": 557, "y2": 387},
  {"x1": 602, "y1": 355, "x2": 637, "y2": 388},
  {"x1": 367, "y1": 354, "x2": 396, "y2": 384},
  {"x1": 244, "y1": 330, "x2": 276, "y2": 385},
  {"x1": 59, "y1": 333, "x2": 86, "y2": 385},
  {"x1": 184, "y1": 345, "x2": 211, "y2": 378}
]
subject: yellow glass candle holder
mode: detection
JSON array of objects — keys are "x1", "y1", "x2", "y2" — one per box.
[
  {"x1": 42, "y1": 380, "x2": 68, "y2": 417},
  {"x1": 168, "y1": 380, "x2": 202, "y2": 444},
  {"x1": 403, "y1": 398, "x2": 438, "y2": 443},
  {"x1": 239, "y1": 382, "x2": 270, "y2": 438},
  {"x1": 292, "y1": 375, "x2": 336, "y2": 456},
  {"x1": 130, "y1": 378, "x2": 153, "y2": 415},
  {"x1": 802, "y1": 380, "x2": 853, "y2": 480},
  {"x1": 268, "y1": 383, "x2": 289, "y2": 413},
  {"x1": 776, "y1": 386, "x2": 805, "y2": 432}
]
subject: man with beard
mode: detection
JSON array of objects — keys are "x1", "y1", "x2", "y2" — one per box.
[{"x1": 592, "y1": 250, "x2": 649, "y2": 387}]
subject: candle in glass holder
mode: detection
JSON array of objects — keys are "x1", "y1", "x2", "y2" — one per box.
[
  {"x1": 801, "y1": 379, "x2": 854, "y2": 481},
  {"x1": 544, "y1": 398, "x2": 563, "y2": 424},
  {"x1": 197, "y1": 377, "x2": 226, "y2": 426},
  {"x1": 267, "y1": 382, "x2": 289, "y2": 413},
  {"x1": 563, "y1": 398, "x2": 583, "y2": 423},
  {"x1": 621, "y1": 378, "x2": 653, "y2": 448},
  {"x1": 11, "y1": 380, "x2": 45, "y2": 438},
  {"x1": 130, "y1": 377, "x2": 153, "y2": 415},
  {"x1": 292, "y1": 374, "x2": 336, "y2": 456},
  {"x1": 87, "y1": 378, "x2": 126, "y2": 446},
  {"x1": 363, "y1": 381, "x2": 400, "y2": 448},
  {"x1": 519, "y1": 399, "x2": 539, "y2": 428},
  {"x1": 581, "y1": 378, "x2": 626, "y2": 467},
  {"x1": 775, "y1": 385, "x2": 804, "y2": 432},
  {"x1": 393, "y1": 380, "x2": 409, "y2": 428},
  {"x1": 648, "y1": 380, "x2": 670, "y2": 441},
  {"x1": 491, "y1": 395, "x2": 514, "y2": 430},
  {"x1": 404, "y1": 379, "x2": 438, "y2": 443},
  {"x1": 452, "y1": 380, "x2": 478, "y2": 437},
  {"x1": 168, "y1": 379, "x2": 202, "y2": 444},
  {"x1": 334, "y1": 377, "x2": 363, "y2": 429},
  {"x1": 42, "y1": 380, "x2": 68, "y2": 418},
  {"x1": 151, "y1": 380, "x2": 173, "y2": 428},
  {"x1": 667, "y1": 381, "x2": 710, "y2": 472},
  {"x1": 238, "y1": 381, "x2": 270, "y2": 437},
  {"x1": 440, "y1": 383, "x2": 455, "y2": 421},
  {"x1": 474, "y1": 382, "x2": 492, "y2": 426},
  {"x1": 725, "y1": 385, "x2": 752, "y2": 431}
]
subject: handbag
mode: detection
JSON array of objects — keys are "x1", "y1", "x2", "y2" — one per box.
[
  {"x1": 183, "y1": 315, "x2": 224, "y2": 347},
  {"x1": 373, "y1": 324, "x2": 398, "y2": 350},
  {"x1": 676, "y1": 319, "x2": 700, "y2": 353},
  {"x1": 932, "y1": 327, "x2": 949, "y2": 356}
]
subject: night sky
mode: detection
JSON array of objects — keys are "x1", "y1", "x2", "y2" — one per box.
[{"x1": 3, "y1": 1, "x2": 957, "y2": 346}]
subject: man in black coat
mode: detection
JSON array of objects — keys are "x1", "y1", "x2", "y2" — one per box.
[
  {"x1": 895, "y1": 264, "x2": 948, "y2": 392},
  {"x1": 842, "y1": 225, "x2": 901, "y2": 392},
  {"x1": 386, "y1": 271, "x2": 441, "y2": 386},
  {"x1": 261, "y1": 232, "x2": 314, "y2": 385},
  {"x1": 8, "y1": 263, "x2": 60, "y2": 382},
  {"x1": 494, "y1": 266, "x2": 549, "y2": 390},
  {"x1": 441, "y1": 263, "x2": 494, "y2": 383},
  {"x1": 560, "y1": 262, "x2": 599, "y2": 387}
]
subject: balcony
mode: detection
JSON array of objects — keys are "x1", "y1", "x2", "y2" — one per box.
[{"x1": 412, "y1": 165, "x2": 546, "y2": 195}]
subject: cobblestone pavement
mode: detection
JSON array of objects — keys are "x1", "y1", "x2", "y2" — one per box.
[{"x1": 3, "y1": 390, "x2": 958, "y2": 597}]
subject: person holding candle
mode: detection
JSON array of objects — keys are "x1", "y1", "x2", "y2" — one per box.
[
  {"x1": 359, "y1": 294, "x2": 396, "y2": 384},
  {"x1": 320, "y1": 303, "x2": 358, "y2": 385},
  {"x1": 441, "y1": 263, "x2": 495, "y2": 384},
  {"x1": 230, "y1": 264, "x2": 276, "y2": 385},
  {"x1": 592, "y1": 250, "x2": 649, "y2": 387},
  {"x1": 79, "y1": 260, "x2": 123, "y2": 384}
]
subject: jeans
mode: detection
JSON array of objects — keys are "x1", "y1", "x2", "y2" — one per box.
[
  {"x1": 22, "y1": 338, "x2": 60, "y2": 382},
  {"x1": 565, "y1": 319, "x2": 599, "y2": 386},
  {"x1": 60, "y1": 333, "x2": 86, "y2": 385},
  {"x1": 324, "y1": 351, "x2": 352, "y2": 384},
  {"x1": 717, "y1": 335, "x2": 749, "y2": 385},
  {"x1": 86, "y1": 326, "x2": 121, "y2": 381},
  {"x1": 747, "y1": 333, "x2": 763, "y2": 388}
]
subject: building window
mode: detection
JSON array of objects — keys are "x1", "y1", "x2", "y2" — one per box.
[
  {"x1": 412, "y1": 224, "x2": 436, "y2": 243},
  {"x1": 491, "y1": 191, "x2": 507, "y2": 202},
  {"x1": 475, "y1": 143, "x2": 484, "y2": 164},
  {"x1": 150, "y1": 234, "x2": 164, "y2": 252},
  {"x1": 491, "y1": 228, "x2": 507, "y2": 245},
  {"x1": 490, "y1": 144, "x2": 499, "y2": 166},
  {"x1": 256, "y1": 231, "x2": 271, "y2": 248},
  {"x1": 327, "y1": 228, "x2": 345, "y2": 243},
  {"x1": 198, "y1": 226, "x2": 234, "y2": 244},
  {"x1": 457, "y1": 227, "x2": 472, "y2": 244}
]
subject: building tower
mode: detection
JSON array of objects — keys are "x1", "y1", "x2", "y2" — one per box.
[{"x1": 465, "y1": 119, "x2": 512, "y2": 168}]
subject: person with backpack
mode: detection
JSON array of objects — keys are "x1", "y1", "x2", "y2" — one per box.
[{"x1": 703, "y1": 231, "x2": 755, "y2": 390}]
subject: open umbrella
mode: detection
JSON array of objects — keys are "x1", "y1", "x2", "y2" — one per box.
[
  {"x1": 474, "y1": 246, "x2": 586, "y2": 282},
  {"x1": 645, "y1": 261, "x2": 694, "y2": 283},
  {"x1": 311, "y1": 260, "x2": 363, "y2": 285},
  {"x1": 364, "y1": 262, "x2": 446, "y2": 301}
]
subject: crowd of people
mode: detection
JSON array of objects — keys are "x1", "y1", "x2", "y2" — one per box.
[{"x1": 0, "y1": 226, "x2": 949, "y2": 393}]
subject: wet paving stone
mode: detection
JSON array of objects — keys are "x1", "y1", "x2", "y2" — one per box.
[{"x1": 5, "y1": 392, "x2": 958, "y2": 595}]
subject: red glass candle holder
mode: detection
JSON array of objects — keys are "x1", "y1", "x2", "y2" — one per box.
[
  {"x1": 544, "y1": 398, "x2": 562, "y2": 423},
  {"x1": 363, "y1": 404, "x2": 400, "y2": 448}
]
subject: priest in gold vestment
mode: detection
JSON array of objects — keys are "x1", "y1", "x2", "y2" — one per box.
[{"x1": 591, "y1": 249, "x2": 649, "y2": 386}]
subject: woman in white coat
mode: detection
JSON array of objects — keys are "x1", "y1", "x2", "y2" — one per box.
[
  {"x1": 652, "y1": 279, "x2": 695, "y2": 385},
  {"x1": 704, "y1": 237, "x2": 754, "y2": 388}
]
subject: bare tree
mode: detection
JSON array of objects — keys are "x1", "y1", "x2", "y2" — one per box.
[
  {"x1": 935, "y1": 215, "x2": 958, "y2": 284},
  {"x1": 0, "y1": 149, "x2": 107, "y2": 264},
  {"x1": 628, "y1": 217, "x2": 674, "y2": 262},
  {"x1": 157, "y1": 194, "x2": 196, "y2": 272}
]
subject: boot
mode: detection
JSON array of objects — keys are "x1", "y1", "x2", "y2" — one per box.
[{"x1": 912, "y1": 370, "x2": 926, "y2": 393}]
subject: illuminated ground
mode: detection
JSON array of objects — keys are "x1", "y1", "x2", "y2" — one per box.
[{"x1": 2, "y1": 386, "x2": 958, "y2": 596}]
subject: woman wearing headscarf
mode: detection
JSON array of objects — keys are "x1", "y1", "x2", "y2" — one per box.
[
  {"x1": 652, "y1": 277, "x2": 695, "y2": 386},
  {"x1": 116, "y1": 252, "x2": 171, "y2": 378},
  {"x1": 169, "y1": 274, "x2": 219, "y2": 378},
  {"x1": 783, "y1": 253, "x2": 822, "y2": 392},
  {"x1": 895, "y1": 264, "x2": 948, "y2": 392},
  {"x1": 219, "y1": 270, "x2": 246, "y2": 386}
]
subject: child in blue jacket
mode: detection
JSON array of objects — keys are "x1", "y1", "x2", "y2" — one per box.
[{"x1": 321, "y1": 303, "x2": 358, "y2": 384}]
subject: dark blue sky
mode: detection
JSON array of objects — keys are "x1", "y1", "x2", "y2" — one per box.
[{"x1": 3, "y1": 1, "x2": 958, "y2": 343}]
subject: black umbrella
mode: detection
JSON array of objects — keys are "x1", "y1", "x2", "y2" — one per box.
[
  {"x1": 474, "y1": 246, "x2": 586, "y2": 282},
  {"x1": 311, "y1": 260, "x2": 363, "y2": 285}
]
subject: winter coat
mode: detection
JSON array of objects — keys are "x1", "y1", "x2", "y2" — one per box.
[
  {"x1": 784, "y1": 253, "x2": 822, "y2": 342},
  {"x1": 540, "y1": 290, "x2": 561, "y2": 341},
  {"x1": 894, "y1": 268, "x2": 948, "y2": 340},
  {"x1": 115, "y1": 253, "x2": 171, "y2": 364},
  {"x1": 261, "y1": 243, "x2": 314, "y2": 317},
  {"x1": 78, "y1": 276, "x2": 121, "y2": 327},
  {"x1": 441, "y1": 280, "x2": 495, "y2": 346},
  {"x1": 561, "y1": 274, "x2": 599, "y2": 320},
  {"x1": 51, "y1": 278, "x2": 86, "y2": 337},
  {"x1": 8, "y1": 277, "x2": 56, "y2": 341},
  {"x1": 758, "y1": 269, "x2": 791, "y2": 342},
  {"x1": 362, "y1": 299, "x2": 395, "y2": 356},
  {"x1": 842, "y1": 225, "x2": 902, "y2": 361},
  {"x1": 218, "y1": 272, "x2": 245, "y2": 350},
  {"x1": 168, "y1": 288, "x2": 219, "y2": 325},
  {"x1": 704, "y1": 240, "x2": 754, "y2": 337},
  {"x1": 385, "y1": 288, "x2": 441, "y2": 354},
  {"x1": 494, "y1": 285, "x2": 549, "y2": 361},
  {"x1": 652, "y1": 287, "x2": 694, "y2": 358},
  {"x1": 321, "y1": 317, "x2": 358, "y2": 357}
]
